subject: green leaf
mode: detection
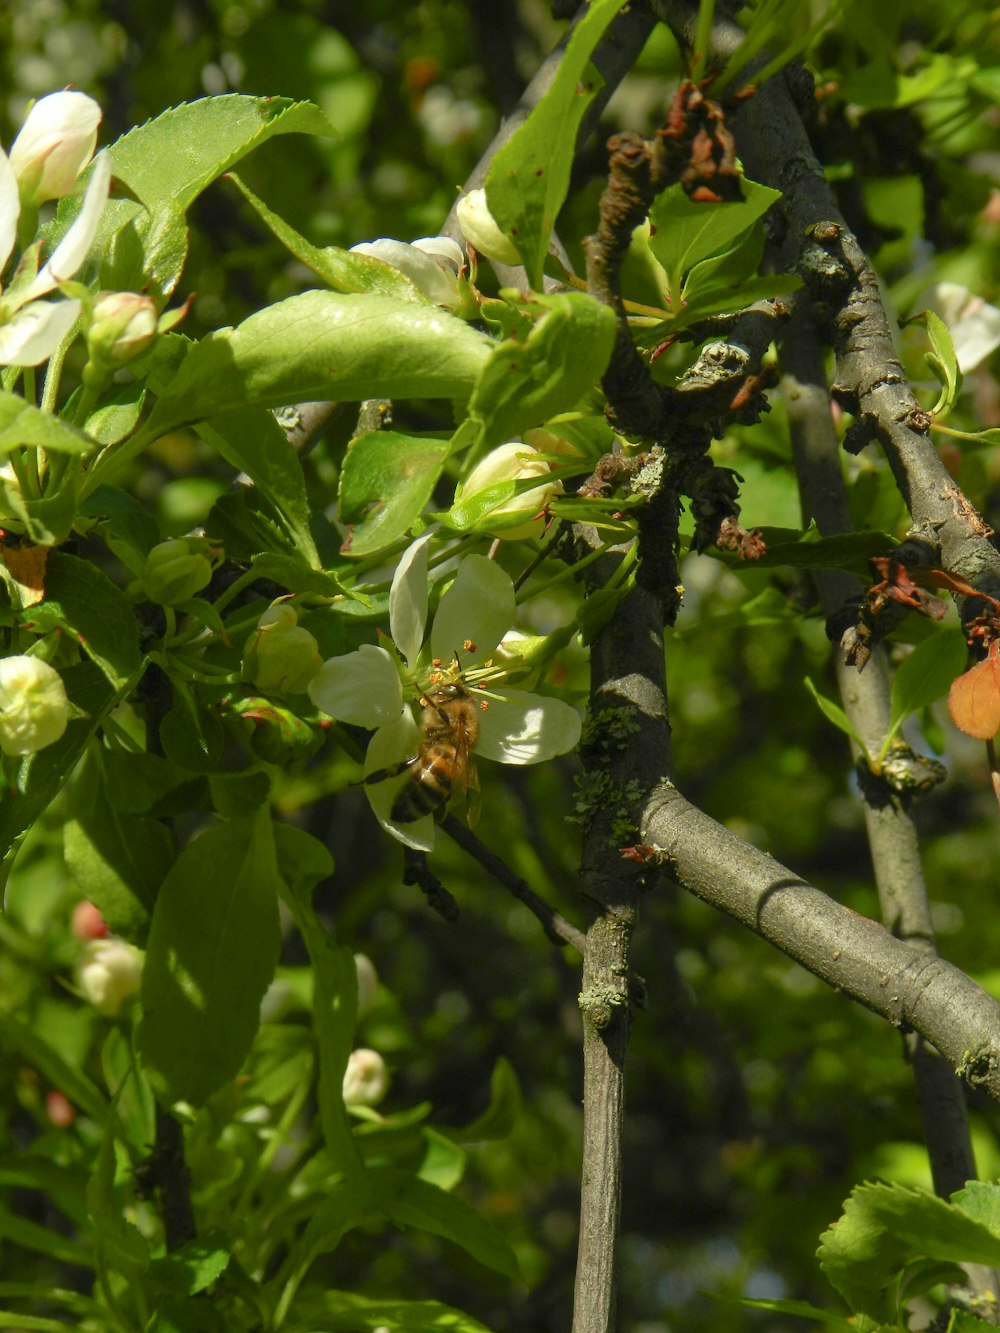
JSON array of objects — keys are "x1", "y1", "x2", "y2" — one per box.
[
  {"x1": 338, "y1": 431, "x2": 450, "y2": 558},
  {"x1": 888, "y1": 630, "x2": 968, "y2": 741},
  {"x1": 819, "y1": 1181, "x2": 1000, "y2": 1322},
  {"x1": 102, "y1": 199, "x2": 189, "y2": 304},
  {"x1": 0, "y1": 1009, "x2": 108, "y2": 1126},
  {"x1": 249, "y1": 553, "x2": 344, "y2": 597},
  {"x1": 139, "y1": 292, "x2": 493, "y2": 440},
  {"x1": 273, "y1": 824, "x2": 362, "y2": 1176},
  {"x1": 450, "y1": 1057, "x2": 523, "y2": 1143},
  {"x1": 110, "y1": 95, "x2": 336, "y2": 212},
  {"x1": 227, "y1": 173, "x2": 431, "y2": 303},
  {"x1": 371, "y1": 1168, "x2": 521, "y2": 1280},
  {"x1": 64, "y1": 750, "x2": 173, "y2": 942},
  {"x1": 33, "y1": 552, "x2": 142, "y2": 687},
  {"x1": 86, "y1": 1115, "x2": 150, "y2": 1285},
  {"x1": 485, "y1": 0, "x2": 625, "y2": 288},
  {"x1": 725, "y1": 526, "x2": 897, "y2": 582},
  {"x1": 468, "y1": 291, "x2": 616, "y2": 449},
  {"x1": 290, "y1": 1291, "x2": 497, "y2": 1332},
  {"x1": 83, "y1": 380, "x2": 147, "y2": 448},
  {"x1": 924, "y1": 308, "x2": 963, "y2": 418},
  {"x1": 0, "y1": 1206, "x2": 93, "y2": 1270},
  {"x1": 950, "y1": 1180, "x2": 1000, "y2": 1235},
  {"x1": 146, "y1": 1232, "x2": 231, "y2": 1296},
  {"x1": 198, "y1": 408, "x2": 318, "y2": 565},
  {"x1": 273, "y1": 1177, "x2": 374, "y2": 1309},
  {"x1": 717, "y1": 1295, "x2": 860, "y2": 1329},
  {"x1": 804, "y1": 677, "x2": 867, "y2": 753},
  {"x1": 0, "y1": 393, "x2": 94, "y2": 456},
  {"x1": 145, "y1": 1296, "x2": 227, "y2": 1333},
  {"x1": 648, "y1": 177, "x2": 782, "y2": 292},
  {"x1": 139, "y1": 809, "x2": 282, "y2": 1106}
]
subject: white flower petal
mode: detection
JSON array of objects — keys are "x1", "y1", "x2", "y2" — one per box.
[
  {"x1": 411, "y1": 236, "x2": 464, "y2": 272},
  {"x1": 431, "y1": 555, "x2": 516, "y2": 667},
  {"x1": 23, "y1": 150, "x2": 111, "y2": 301},
  {"x1": 307, "y1": 644, "x2": 402, "y2": 727},
  {"x1": 0, "y1": 148, "x2": 19, "y2": 275},
  {"x1": 10, "y1": 91, "x2": 101, "y2": 203},
  {"x1": 350, "y1": 238, "x2": 459, "y2": 307},
  {"x1": 953, "y1": 303, "x2": 1000, "y2": 374},
  {"x1": 0, "y1": 297, "x2": 80, "y2": 366},
  {"x1": 389, "y1": 533, "x2": 432, "y2": 668},
  {"x1": 477, "y1": 689, "x2": 581, "y2": 765},
  {"x1": 364, "y1": 712, "x2": 436, "y2": 851}
]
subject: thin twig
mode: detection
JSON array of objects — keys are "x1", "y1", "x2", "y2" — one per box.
[{"x1": 441, "y1": 813, "x2": 587, "y2": 953}]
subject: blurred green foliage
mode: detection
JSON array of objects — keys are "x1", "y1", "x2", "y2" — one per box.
[{"x1": 1, "y1": 0, "x2": 1000, "y2": 1330}]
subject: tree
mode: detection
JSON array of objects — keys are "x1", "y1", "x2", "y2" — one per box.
[{"x1": 1, "y1": 0, "x2": 1000, "y2": 1329}]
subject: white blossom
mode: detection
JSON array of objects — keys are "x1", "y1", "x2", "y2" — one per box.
[
  {"x1": 308, "y1": 540, "x2": 582, "y2": 850},
  {"x1": 0, "y1": 145, "x2": 110, "y2": 366}
]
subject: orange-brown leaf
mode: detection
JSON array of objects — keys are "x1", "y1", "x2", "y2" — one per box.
[
  {"x1": 3, "y1": 545, "x2": 48, "y2": 608},
  {"x1": 948, "y1": 655, "x2": 1000, "y2": 740}
]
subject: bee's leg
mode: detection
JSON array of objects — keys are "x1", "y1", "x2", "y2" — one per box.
[{"x1": 364, "y1": 756, "x2": 418, "y2": 787}]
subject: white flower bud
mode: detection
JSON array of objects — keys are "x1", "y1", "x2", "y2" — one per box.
[
  {"x1": 10, "y1": 91, "x2": 102, "y2": 204},
  {"x1": 354, "y1": 953, "x2": 378, "y2": 1019},
  {"x1": 455, "y1": 188, "x2": 521, "y2": 266},
  {"x1": 342, "y1": 1048, "x2": 390, "y2": 1107},
  {"x1": 75, "y1": 938, "x2": 143, "y2": 1016},
  {"x1": 350, "y1": 236, "x2": 464, "y2": 308},
  {"x1": 0, "y1": 656, "x2": 71, "y2": 755},
  {"x1": 455, "y1": 441, "x2": 562, "y2": 539}
]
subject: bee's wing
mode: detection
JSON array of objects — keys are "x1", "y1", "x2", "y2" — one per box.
[{"x1": 454, "y1": 716, "x2": 481, "y2": 828}]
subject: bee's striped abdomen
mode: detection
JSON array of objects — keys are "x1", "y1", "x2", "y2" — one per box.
[{"x1": 391, "y1": 743, "x2": 457, "y2": 821}]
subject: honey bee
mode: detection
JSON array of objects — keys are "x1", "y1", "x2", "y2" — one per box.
[{"x1": 370, "y1": 681, "x2": 481, "y2": 824}]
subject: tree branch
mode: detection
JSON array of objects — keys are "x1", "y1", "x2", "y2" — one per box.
[{"x1": 781, "y1": 309, "x2": 983, "y2": 1207}]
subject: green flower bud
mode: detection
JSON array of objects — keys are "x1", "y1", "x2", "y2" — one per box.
[
  {"x1": 86, "y1": 291, "x2": 158, "y2": 368},
  {"x1": 0, "y1": 655, "x2": 71, "y2": 755},
  {"x1": 242, "y1": 602, "x2": 323, "y2": 695},
  {"x1": 228, "y1": 695, "x2": 324, "y2": 765},
  {"x1": 143, "y1": 538, "x2": 214, "y2": 605}
]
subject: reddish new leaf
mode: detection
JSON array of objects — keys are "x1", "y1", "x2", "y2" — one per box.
[{"x1": 948, "y1": 650, "x2": 1000, "y2": 740}]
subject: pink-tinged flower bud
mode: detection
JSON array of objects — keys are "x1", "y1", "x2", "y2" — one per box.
[
  {"x1": 455, "y1": 441, "x2": 562, "y2": 539},
  {"x1": 71, "y1": 900, "x2": 108, "y2": 941},
  {"x1": 0, "y1": 656, "x2": 71, "y2": 755},
  {"x1": 242, "y1": 602, "x2": 323, "y2": 695},
  {"x1": 86, "y1": 291, "x2": 158, "y2": 368},
  {"x1": 354, "y1": 953, "x2": 378, "y2": 1019},
  {"x1": 75, "y1": 938, "x2": 143, "y2": 1016},
  {"x1": 143, "y1": 538, "x2": 214, "y2": 606},
  {"x1": 46, "y1": 1090, "x2": 76, "y2": 1127},
  {"x1": 342, "y1": 1048, "x2": 390, "y2": 1106},
  {"x1": 10, "y1": 91, "x2": 102, "y2": 204},
  {"x1": 455, "y1": 188, "x2": 521, "y2": 266}
]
